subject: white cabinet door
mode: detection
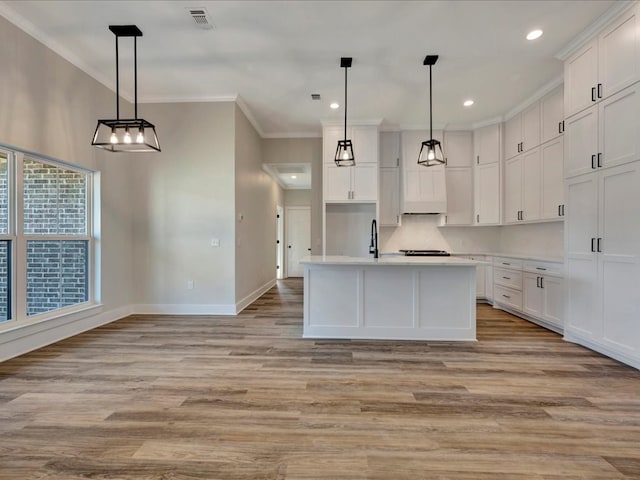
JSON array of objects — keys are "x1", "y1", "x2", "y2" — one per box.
[
  {"x1": 468, "y1": 256, "x2": 486, "y2": 298},
  {"x1": 504, "y1": 156, "x2": 522, "y2": 223},
  {"x1": 598, "y1": 162, "x2": 640, "y2": 354},
  {"x1": 564, "y1": 105, "x2": 598, "y2": 178},
  {"x1": 541, "y1": 86, "x2": 564, "y2": 144},
  {"x1": 379, "y1": 167, "x2": 400, "y2": 226},
  {"x1": 504, "y1": 114, "x2": 521, "y2": 160},
  {"x1": 351, "y1": 126, "x2": 379, "y2": 164},
  {"x1": 323, "y1": 126, "x2": 346, "y2": 164},
  {"x1": 485, "y1": 261, "x2": 494, "y2": 302},
  {"x1": 598, "y1": 6, "x2": 640, "y2": 100},
  {"x1": 542, "y1": 275, "x2": 564, "y2": 328},
  {"x1": 444, "y1": 167, "x2": 473, "y2": 225},
  {"x1": 523, "y1": 273, "x2": 544, "y2": 318},
  {"x1": 541, "y1": 137, "x2": 564, "y2": 220},
  {"x1": 565, "y1": 174, "x2": 599, "y2": 338},
  {"x1": 380, "y1": 131, "x2": 400, "y2": 168},
  {"x1": 564, "y1": 39, "x2": 598, "y2": 118},
  {"x1": 324, "y1": 165, "x2": 351, "y2": 201},
  {"x1": 401, "y1": 130, "x2": 446, "y2": 213},
  {"x1": 522, "y1": 148, "x2": 541, "y2": 221},
  {"x1": 474, "y1": 124, "x2": 501, "y2": 165},
  {"x1": 352, "y1": 164, "x2": 378, "y2": 201},
  {"x1": 443, "y1": 131, "x2": 473, "y2": 167},
  {"x1": 599, "y1": 82, "x2": 640, "y2": 170},
  {"x1": 475, "y1": 162, "x2": 500, "y2": 225},
  {"x1": 521, "y1": 102, "x2": 541, "y2": 152}
]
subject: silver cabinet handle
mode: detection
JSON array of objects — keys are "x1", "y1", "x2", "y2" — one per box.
[
  {"x1": 502, "y1": 276, "x2": 511, "y2": 280},
  {"x1": 502, "y1": 294, "x2": 511, "y2": 299}
]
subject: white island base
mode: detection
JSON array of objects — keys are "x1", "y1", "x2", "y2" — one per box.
[{"x1": 301, "y1": 256, "x2": 479, "y2": 341}]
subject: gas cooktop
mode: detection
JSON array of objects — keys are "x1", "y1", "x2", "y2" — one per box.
[{"x1": 399, "y1": 249, "x2": 450, "y2": 257}]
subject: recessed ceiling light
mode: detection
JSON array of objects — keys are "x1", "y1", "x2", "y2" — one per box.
[
  {"x1": 463, "y1": 99, "x2": 474, "y2": 107},
  {"x1": 291, "y1": 175, "x2": 297, "y2": 179},
  {"x1": 330, "y1": 102, "x2": 339, "y2": 109},
  {"x1": 527, "y1": 29, "x2": 543, "y2": 41}
]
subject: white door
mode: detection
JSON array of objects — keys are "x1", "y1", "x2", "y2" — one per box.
[
  {"x1": 286, "y1": 207, "x2": 311, "y2": 278},
  {"x1": 475, "y1": 124, "x2": 501, "y2": 165},
  {"x1": 352, "y1": 164, "x2": 378, "y2": 201},
  {"x1": 564, "y1": 39, "x2": 598, "y2": 118},
  {"x1": 445, "y1": 168, "x2": 473, "y2": 225},
  {"x1": 475, "y1": 162, "x2": 500, "y2": 225},
  {"x1": 276, "y1": 206, "x2": 284, "y2": 280},
  {"x1": 504, "y1": 113, "x2": 522, "y2": 160},
  {"x1": 599, "y1": 83, "x2": 640, "y2": 170},
  {"x1": 542, "y1": 275, "x2": 564, "y2": 328},
  {"x1": 379, "y1": 167, "x2": 399, "y2": 226},
  {"x1": 541, "y1": 137, "x2": 564, "y2": 220},
  {"x1": 521, "y1": 148, "x2": 541, "y2": 221},
  {"x1": 324, "y1": 165, "x2": 351, "y2": 201},
  {"x1": 541, "y1": 86, "x2": 564, "y2": 144},
  {"x1": 504, "y1": 156, "x2": 522, "y2": 223},
  {"x1": 523, "y1": 273, "x2": 543, "y2": 318},
  {"x1": 521, "y1": 102, "x2": 541, "y2": 152},
  {"x1": 564, "y1": 105, "x2": 598, "y2": 179}
]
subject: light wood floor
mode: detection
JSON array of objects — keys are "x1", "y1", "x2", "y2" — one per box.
[{"x1": 1, "y1": 279, "x2": 639, "y2": 479}]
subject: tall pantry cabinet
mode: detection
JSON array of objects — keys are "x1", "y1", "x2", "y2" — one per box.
[{"x1": 563, "y1": 3, "x2": 640, "y2": 368}]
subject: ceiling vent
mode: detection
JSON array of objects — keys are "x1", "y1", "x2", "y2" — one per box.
[
  {"x1": 186, "y1": 8, "x2": 213, "y2": 29},
  {"x1": 311, "y1": 94, "x2": 321, "y2": 100}
]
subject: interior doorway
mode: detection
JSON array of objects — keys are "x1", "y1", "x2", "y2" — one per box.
[
  {"x1": 285, "y1": 206, "x2": 311, "y2": 278},
  {"x1": 276, "y1": 205, "x2": 284, "y2": 280}
]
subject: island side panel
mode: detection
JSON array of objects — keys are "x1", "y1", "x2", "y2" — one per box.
[{"x1": 305, "y1": 265, "x2": 360, "y2": 328}]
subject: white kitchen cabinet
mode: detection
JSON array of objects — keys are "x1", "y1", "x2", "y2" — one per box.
[
  {"x1": 564, "y1": 6, "x2": 640, "y2": 118},
  {"x1": 443, "y1": 168, "x2": 473, "y2": 225},
  {"x1": 324, "y1": 163, "x2": 377, "y2": 202},
  {"x1": 380, "y1": 131, "x2": 400, "y2": 168},
  {"x1": 484, "y1": 258, "x2": 494, "y2": 303},
  {"x1": 323, "y1": 125, "x2": 378, "y2": 164},
  {"x1": 443, "y1": 130, "x2": 473, "y2": 167},
  {"x1": 524, "y1": 271, "x2": 564, "y2": 330},
  {"x1": 474, "y1": 161, "x2": 500, "y2": 225},
  {"x1": 541, "y1": 137, "x2": 565, "y2": 220},
  {"x1": 541, "y1": 86, "x2": 565, "y2": 144},
  {"x1": 458, "y1": 255, "x2": 486, "y2": 298},
  {"x1": 504, "y1": 102, "x2": 540, "y2": 160},
  {"x1": 523, "y1": 273, "x2": 544, "y2": 318},
  {"x1": 504, "y1": 148, "x2": 541, "y2": 224},
  {"x1": 379, "y1": 167, "x2": 400, "y2": 226},
  {"x1": 473, "y1": 124, "x2": 501, "y2": 165},
  {"x1": 565, "y1": 82, "x2": 640, "y2": 178},
  {"x1": 565, "y1": 161, "x2": 640, "y2": 360},
  {"x1": 400, "y1": 130, "x2": 447, "y2": 213}
]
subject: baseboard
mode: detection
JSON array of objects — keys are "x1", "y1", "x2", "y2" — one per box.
[
  {"x1": 132, "y1": 304, "x2": 236, "y2": 315},
  {"x1": 493, "y1": 302, "x2": 563, "y2": 335},
  {"x1": 235, "y1": 278, "x2": 276, "y2": 314},
  {"x1": 0, "y1": 305, "x2": 133, "y2": 363},
  {"x1": 564, "y1": 328, "x2": 640, "y2": 370}
]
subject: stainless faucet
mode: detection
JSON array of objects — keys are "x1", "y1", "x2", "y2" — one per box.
[{"x1": 369, "y1": 219, "x2": 379, "y2": 259}]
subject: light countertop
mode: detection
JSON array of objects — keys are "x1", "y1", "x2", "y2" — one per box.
[
  {"x1": 450, "y1": 252, "x2": 564, "y2": 263},
  {"x1": 300, "y1": 255, "x2": 485, "y2": 266}
]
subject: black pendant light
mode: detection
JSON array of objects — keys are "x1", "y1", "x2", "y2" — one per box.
[
  {"x1": 92, "y1": 25, "x2": 160, "y2": 153},
  {"x1": 335, "y1": 57, "x2": 355, "y2": 167},
  {"x1": 418, "y1": 55, "x2": 444, "y2": 167}
]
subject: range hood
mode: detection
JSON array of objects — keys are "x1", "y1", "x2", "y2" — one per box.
[{"x1": 401, "y1": 163, "x2": 447, "y2": 214}]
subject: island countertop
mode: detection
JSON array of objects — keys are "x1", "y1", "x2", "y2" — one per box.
[{"x1": 300, "y1": 255, "x2": 486, "y2": 267}]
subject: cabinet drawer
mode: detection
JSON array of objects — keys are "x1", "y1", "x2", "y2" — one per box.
[
  {"x1": 494, "y1": 285, "x2": 523, "y2": 311},
  {"x1": 494, "y1": 257, "x2": 524, "y2": 269},
  {"x1": 494, "y1": 267, "x2": 523, "y2": 290},
  {"x1": 523, "y1": 260, "x2": 563, "y2": 276}
]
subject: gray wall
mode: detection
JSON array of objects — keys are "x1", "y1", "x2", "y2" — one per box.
[{"x1": 263, "y1": 138, "x2": 322, "y2": 254}]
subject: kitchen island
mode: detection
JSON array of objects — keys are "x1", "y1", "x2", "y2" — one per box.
[{"x1": 301, "y1": 255, "x2": 482, "y2": 341}]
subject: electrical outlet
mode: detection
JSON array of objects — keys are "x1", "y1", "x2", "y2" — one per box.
[
  {"x1": 211, "y1": 238, "x2": 220, "y2": 247},
  {"x1": 187, "y1": 280, "x2": 194, "y2": 290}
]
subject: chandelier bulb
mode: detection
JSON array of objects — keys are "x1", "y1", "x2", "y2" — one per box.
[
  {"x1": 428, "y1": 149, "x2": 435, "y2": 161},
  {"x1": 136, "y1": 128, "x2": 145, "y2": 144},
  {"x1": 123, "y1": 128, "x2": 132, "y2": 144},
  {"x1": 109, "y1": 129, "x2": 118, "y2": 144},
  {"x1": 342, "y1": 151, "x2": 349, "y2": 160}
]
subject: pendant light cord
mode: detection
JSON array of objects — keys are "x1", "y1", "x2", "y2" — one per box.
[
  {"x1": 115, "y1": 35, "x2": 119, "y2": 120},
  {"x1": 429, "y1": 64, "x2": 432, "y2": 141},
  {"x1": 344, "y1": 65, "x2": 347, "y2": 141},
  {"x1": 134, "y1": 36, "x2": 138, "y2": 120}
]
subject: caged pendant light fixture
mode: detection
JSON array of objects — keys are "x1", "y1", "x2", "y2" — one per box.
[
  {"x1": 417, "y1": 55, "x2": 444, "y2": 167},
  {"x1": 92, "y1": 25, "x2": 160, "y2": 152},
  {"x1": 335, "y1": 57, "x2": 355, "y2": 167}
]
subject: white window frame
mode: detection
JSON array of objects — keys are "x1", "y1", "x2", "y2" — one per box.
[{"x1": 0, "y1": 146, "x2": 99, "y2": 330}]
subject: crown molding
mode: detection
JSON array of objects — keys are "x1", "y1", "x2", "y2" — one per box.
[
  {"x1": 0, "y1": 1, "x2": 125, "y2": 99},
  {"x1": 555, "y1": 0, "x2": 636, "y2": 61},
  {"x1": 503, "y1": 75, "x2": 564, "y2": 121},
  {"x1": 235, "y1": 95, "x2": 266, "y2": 138},
  {"x1": 321, "y1": 118, "x2": 383, "y2": 127},
  {"x1": 471, "y1": 116, "x2": 504, "y2": 130},
  {"x1": 262, "y1": 132, "x2": 322, "y2": 139},
  {"x1": 140, "y1": 94, "x2": 238, "y2": 104}
]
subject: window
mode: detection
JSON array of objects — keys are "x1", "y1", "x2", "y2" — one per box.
[{"x1": 0, "y1": 148, "x2": 96, "y2": 324}]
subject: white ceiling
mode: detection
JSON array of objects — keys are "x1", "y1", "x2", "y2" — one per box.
[{"x1": 0, "y1": 0, "x2": 619, "y2": 137}]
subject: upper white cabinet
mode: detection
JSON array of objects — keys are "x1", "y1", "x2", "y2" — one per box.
[
  {"x1": 400, "y1": 130, "x2": 447, "y2": 213},
  {"x1": 564, "y1": 82, "x2": 640, "y2": 178},
  {"x1": 565, "y1": 5, "x2": 640, "y2": 118},
  {"x1": 380, "y1": 131, "x2": 400, "y2": 168},
  {"x1": 443, "y1": 168, "x2": 473, "y2": 225},
  {"x1": 540, "y1": 137, "x2": 565, "y2": 220},
  {"x1": 541, "y1": 86, "x2": 565, "y2": 144},
  {"x1": 443, "y1": 131, "x2": 473, "y2": 167},
  {"x1": 504, "y1": 148, "x2": 541, "y2": 223},
  {"x1": 505, "y1": 102, "x2": 540, "y2": 160},
  {"x1": 323, "y1": 125, "x2": 378, "y2": 164},
  {"x1": 475, "y1": 161, "x2": 500, "y2": 225},
  {"x1": 473, "y1": 124, "x2": 501, "y2": 165},
  {"x1": 379, "y1": 167, "x2": 400, "y2": 226},
  {"x1": 322, "y1": 124, "x2": 379, "y2": 202}
]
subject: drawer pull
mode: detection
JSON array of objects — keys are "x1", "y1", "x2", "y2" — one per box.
[
  {"x1": 502, "y1": 262, "x2": 510, "y2": 266},
  {"x1": 502, "y1": 276, "x2": 511, "y2": 280},
  {"x1": 535, "y1": 267, "x2": 546, "y2": 271},
  {"x1": 502, "y1": 294, "x2": 511, "y2": 299}
]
